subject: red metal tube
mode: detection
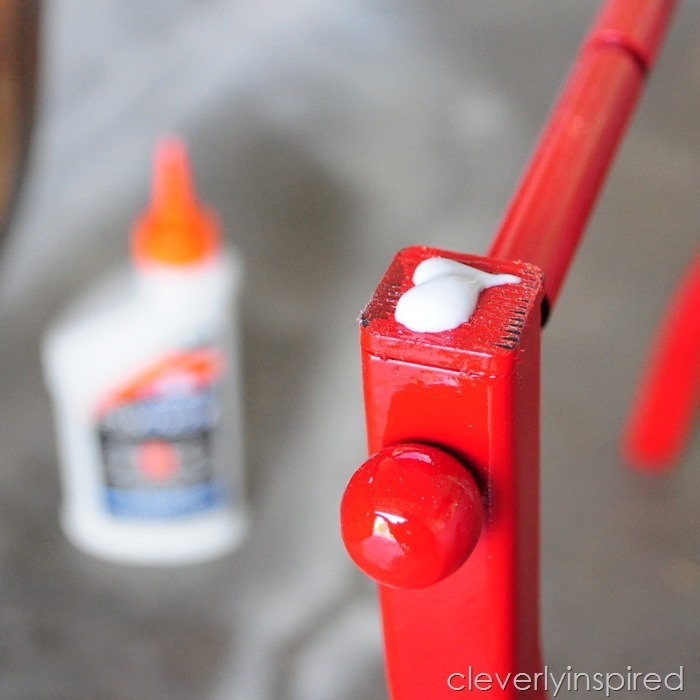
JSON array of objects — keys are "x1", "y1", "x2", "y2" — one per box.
[
  {"x1": 487, "y1": 0, "x2": 677, "y2": 314},
  {"x1": 356, "y1": 247, "x2": 545, "y2": 699},
  {"x1": 621, "y1": 250, "x2": 700, "y2": 470}
]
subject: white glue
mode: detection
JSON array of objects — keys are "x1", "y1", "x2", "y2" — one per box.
[
  {"x1": 42, "y1": 137, "x2": 248, "y2": 565},
  {"x1": 394, "y1": 257, "x2": 521, "y2": 332}
]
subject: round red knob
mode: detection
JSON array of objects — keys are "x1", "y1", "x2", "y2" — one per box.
[{"x1": 340, "y1": 443, "x2": 483, "y2": 589}]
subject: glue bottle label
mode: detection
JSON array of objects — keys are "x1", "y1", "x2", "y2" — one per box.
[{"x1": 94, "y1": 348, "x2": 227, "y2": 519}]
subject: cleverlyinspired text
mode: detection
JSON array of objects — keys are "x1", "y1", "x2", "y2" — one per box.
[{"x1": 447, "y1": 666, "x2": 684, "y2": 696}]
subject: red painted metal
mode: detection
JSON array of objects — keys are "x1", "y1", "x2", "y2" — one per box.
[
  {"x1": 353, "y1": 246, "x2": 544, "y2": 699},
  {"x1": 340, "y1": 1, "x2": 678, "y2": 698},
  {"x1": 340, "y1": 443, "x2": 483, "y2": 589},
  {"x1": 488, "y1": 0, "x2": 676, "y2": 314},
  {"x1": 621, "y1": 250, "x2": 700, "y2": 470}
]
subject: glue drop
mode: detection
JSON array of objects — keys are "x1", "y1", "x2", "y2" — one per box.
[
  {"x1": 42, "y1": 137, "x2": 248, "y2": 565},
  {"x1": 395, "y1": 257, "x2": 521, "y2": 332}
]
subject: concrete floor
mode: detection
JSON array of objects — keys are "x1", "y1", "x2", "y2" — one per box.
[{"x1": 0, "y1": 1, "x2": 698, "y2": 698}]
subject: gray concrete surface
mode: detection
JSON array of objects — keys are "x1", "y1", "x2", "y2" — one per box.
[{"x1": 0, "y1": 1, "x2": 698, "y2": 698}]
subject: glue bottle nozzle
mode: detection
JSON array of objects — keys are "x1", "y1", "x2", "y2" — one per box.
[{"x1": 131, "y1": 136, "x2": 220, "y2": 266}]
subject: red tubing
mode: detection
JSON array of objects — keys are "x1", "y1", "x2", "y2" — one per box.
[
  {"x1": 621, "y1": 251, "x2": 700, "y2": 471},
  {"x1": 487, "y1": 0, "x2": 677, "y2": 316}
]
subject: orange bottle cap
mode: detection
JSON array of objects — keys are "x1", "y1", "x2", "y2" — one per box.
[{"x1": 131, "y1": 137, "x2": 220, "y2": 266}]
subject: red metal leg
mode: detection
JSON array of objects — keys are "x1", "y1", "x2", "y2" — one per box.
[
  {"x1": 341, "y1": 247, "x2": 544, "y2": 698},
  {"x1": 621, "y1": 250, "x2": 700, "y2": 471}
]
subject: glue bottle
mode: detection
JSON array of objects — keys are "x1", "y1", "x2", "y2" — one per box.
[{"x1": 42, "y1": 137, "x2": 248, "y2": 565}]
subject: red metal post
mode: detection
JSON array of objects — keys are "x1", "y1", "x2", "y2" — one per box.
[{"x1": 342, "y1": 247, "x2": 544, "y2": 698}]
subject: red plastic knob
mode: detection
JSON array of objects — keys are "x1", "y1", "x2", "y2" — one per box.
[{"x1": 340, "y1": 443, "x2": 483, "y2": 589}]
